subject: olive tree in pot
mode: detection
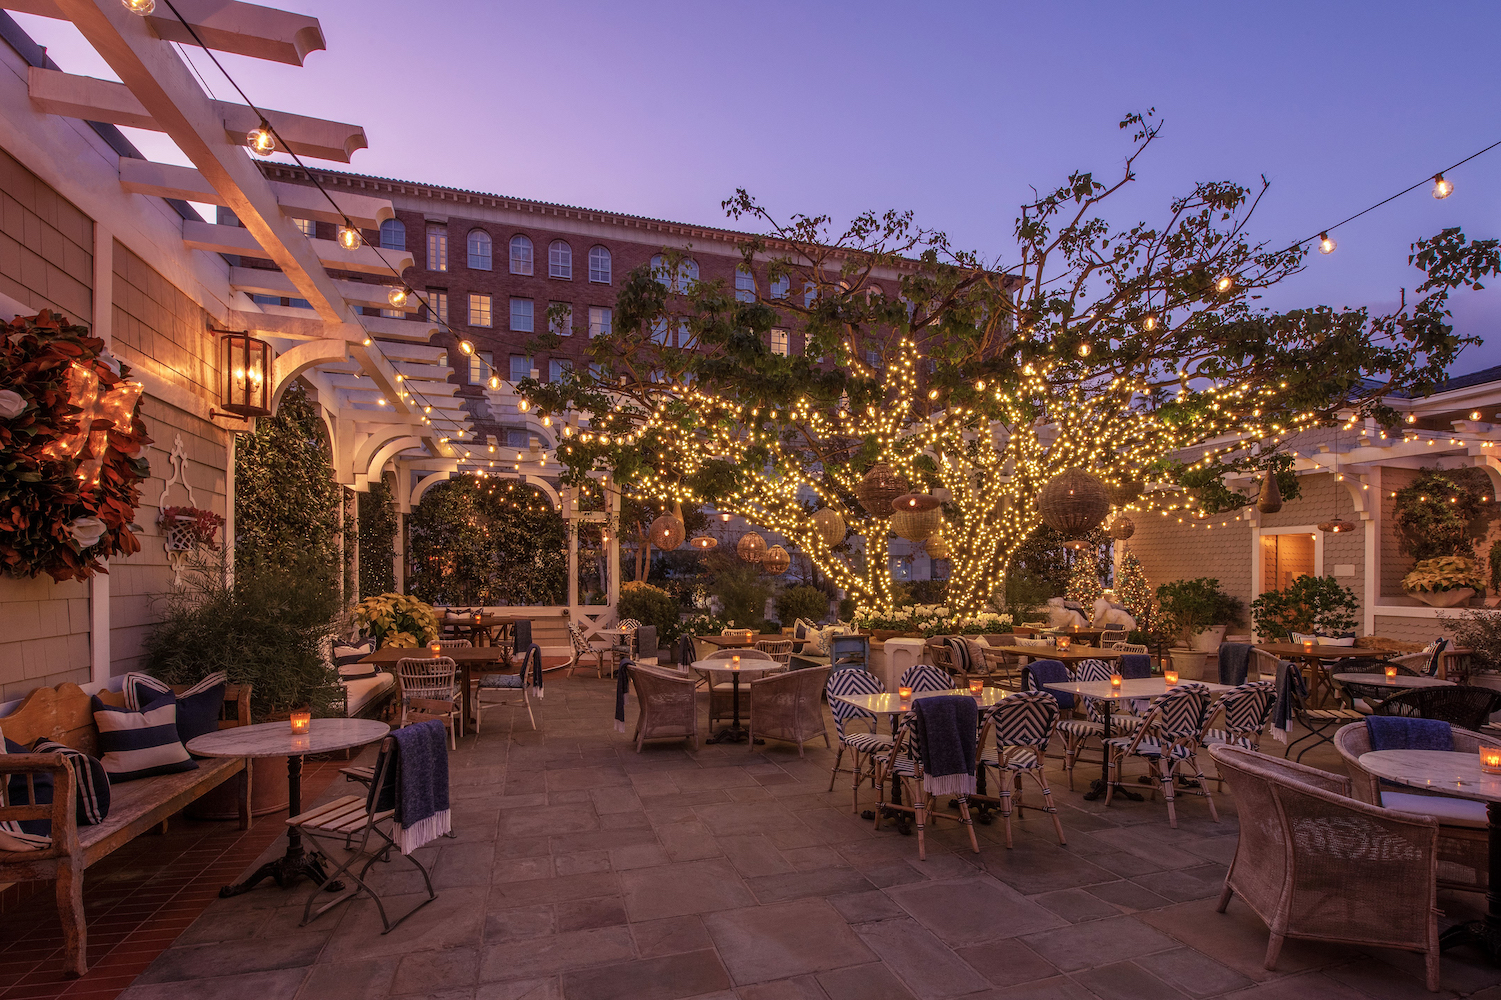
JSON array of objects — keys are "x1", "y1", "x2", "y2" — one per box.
[
  {"x1": 1155, "y1": 578, "x2": 1244, "y2": 679},
  {"x1": 1250, "y1": 575, "x2": 1358, "y2": 641}
]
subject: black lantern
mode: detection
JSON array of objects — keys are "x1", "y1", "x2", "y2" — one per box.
[{"x1": 219, "y1": 332, "x2": 273, "y2": 417}]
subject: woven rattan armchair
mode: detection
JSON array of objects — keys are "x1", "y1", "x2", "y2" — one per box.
[
  {"x1": 1373, "y1": 686, "x2": 1501, "y2": 730},
  {"x1": 628, "y1": 665, "x2": 699, "y2": 752},
  {"x1": 747, "y1": 666, "x2": 830, "y2": 757},
  {"x1": 1333, "y1": 722, "x2": 1487, "y2": 894},
  {"x1": 755, "y1": 638, "x2": 795, "y2": 665},
  {"x1": 1209, "y1": 745, "x2": 1442, "y2": 992},
  {"x1": 705, "y1": 649, "x2": 775, "y2": 728}
]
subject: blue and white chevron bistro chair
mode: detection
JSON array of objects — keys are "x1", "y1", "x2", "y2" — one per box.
[
  {"x1": 826, "y1": 669, "x2": 894, "y2": 814},
  {"x1": 899, "y1": 663, "x2": 952, "y2": 695},
  {"x1": 1104, "y1": 682, "x2": 1219, "y2": 829},
  {"x1": 1056, "y1": 658, "x2": 1136, "y2": 789},
  {"x1": 977, "y1": 691, "x2": 1066, "y2": 848}
]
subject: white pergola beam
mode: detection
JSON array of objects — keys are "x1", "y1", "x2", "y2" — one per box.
[
  {"x1": 119, "y1": 159, "x2": 394, "y2": 227},
  {"x1": 229, "y1": 266, "x2": 410, "y2": 311},
  {"x1": 183, "y1": 220, "x2": 412, "y2": 275},
  {"x1": 28, "y1": 67, "x2": 366, "y2": 162}
]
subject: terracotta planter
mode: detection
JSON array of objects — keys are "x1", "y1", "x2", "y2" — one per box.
[
  {"x1": 187, "y1": 754, "x2": 290, "y2": 820},
  {"x1": 1169, "y1": 648, "x2": 1208, "y2": 680},
  {"x1": 1409, "y1": 588, "x2": 1475, "y2": 608}
]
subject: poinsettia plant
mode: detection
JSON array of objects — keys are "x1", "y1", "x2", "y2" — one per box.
[
  {"x1": 0, "y1": 311, "x2": 150, "y2": 581},
  {"x1": 158, "y1": 506, "x2": 225, "y2": 547},
  {"x1": 1403, "y1": 555, "x2": 1485, "y2": 593}
]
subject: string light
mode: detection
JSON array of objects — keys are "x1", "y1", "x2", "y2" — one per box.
[
  {"x1": 1318, "y1": 232, "x2": 1336, "y2": 254},
  {"x1": 246, "y1": 119, "x2": 275, "y2": 156},
  {"x1": 336, "y1": 225, "x2": 361, "y2": 250},
  {"x1": 121, "y1": 0, "x2": 154, "y2": 13},
  {"x1": 1433, "y1": 174, "x2": 1453, "y2": 199}
]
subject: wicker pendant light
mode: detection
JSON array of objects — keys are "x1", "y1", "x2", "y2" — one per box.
[
  {"x1": 925, "y1": 533, "x2": 951, "y2": 560},
  {"x1": 855, "y1": 463, "x2": 909, "y2": 518},
  {"x1": 1107, "y1": 514, "x2": 1135, "y2": 540},
  {"x1": 761, "y1": 545, "x2": 791, "y2": 574},
  {"x1": 891, "y1": 507, "x2": 942, "y2": 542},
  {"x1": 649, "y1": 514, "x2": 685, "y2": 550},
  {"x1": 811, "y1": 508, "x2": 846, "y2": 547},
  {"x1": 1256, "y1": 473, "x2": 1283, "y2": 514},
  {"x1": 1318, "y1": 518, "x2": 1355, "y2": 534},
  {"x1": 891, "y1": 492, "x2": 941, "y2": 513},
  {"x1": 1036, "y1": 468, "x2": 1111, "y2": 538},
  {"x1": 689, "y1": 535, "x2": 718, "y2": 551},
  {"x1": 1106, "y1": 479, "x2": 1143, "y2": 507},
  {"x1": 736, "y1": 531, "x2": 767, "y2": 563}
]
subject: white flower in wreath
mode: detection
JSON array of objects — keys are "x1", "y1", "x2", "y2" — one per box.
[
  {"x1": 0, "y1": 390, "x2": 26, "y2": 419},
  {"x1": 70, "y1": 516, "x2": 107, "y2": 548}
]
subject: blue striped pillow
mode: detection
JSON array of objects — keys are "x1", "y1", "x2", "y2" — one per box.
[{"x1": 91, "y1": 695, "x2": 197, "y2": 782}]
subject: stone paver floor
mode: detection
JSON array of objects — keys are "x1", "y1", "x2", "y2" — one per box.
[{"x1": 116, "y1": 672, "x2": 1500, "y2": 1000}]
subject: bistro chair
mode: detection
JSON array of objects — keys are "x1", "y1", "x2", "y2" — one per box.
[
  {"x1": 1056, "y1": 658, "x2": 1133, "y2": 790},
  {"x1": 899, "y1": 663, "x2": 952, "y2": 694},
  {"x1": 1104, "y1": 682, "x2": 1219, "y2": 829},
  {"x1": 615, "y1": 619, "x2": 642, "y2": 661},
  {"x1": 1202, "y1": 681, "x2": 1277, "y2": 754},
  {"x1": 566, "y1": 620, "x2": 613, "y2": 678},
  {"x1": 826, "y1": 669, "x2": 894, "y2": 814},
  {"x1": 1373, "y1": 686, "x2": 1501, "y2": 731},
  {"x1": 755, "y1": 638, "x2": 795, "y2": 666},
  {"x1": 396, "y1": 657, "x2": 461, "y2": 750},
  {"x1": 1283, "y1": 665, "x2": 1363, "y2": 763},
  {"x1": 628, "y1": 664, "x2": 698, "y2": 752},
  {"x1": 747, "y1": 666, "x2": 831, "y2": 757},
  {"x1": 871, "y1": 700, "x2": 981, "y2": 861},
  {"x1": 975, "y1": 691, "x2": 1066, "y2": 849},
  {"x1": 473, "y1": 621, "x2": 536, "y2": 733}
]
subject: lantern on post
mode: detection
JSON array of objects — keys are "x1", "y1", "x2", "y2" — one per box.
[
  {"x1": 218, "y1": 332, "x2": 273, "y2": 417},
  {"x1": 762, "y1": 545, "x2": 790, "y2": 575}
]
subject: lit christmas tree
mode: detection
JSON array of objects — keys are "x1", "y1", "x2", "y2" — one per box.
[
  {"x1": 1066, "y1": 555, "x2": 1103, "y2": 609},
  {"x1": 1115, "y1": 548, "x2": 1153, "y2": 629}
]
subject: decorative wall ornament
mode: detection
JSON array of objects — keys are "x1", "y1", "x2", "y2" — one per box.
[
  {"x1": 855, "y1": 463, "x2": 908, "y2": 518},
  {"x1": 156, "y1": 435, "x2": 207, "y2": 584},
  {"x1": 1036, "y1": 468, "x2": 1111, "y2": 539},
  {"x1": 1256, "y1": 473, "x2": 1284, "y2": 513}
]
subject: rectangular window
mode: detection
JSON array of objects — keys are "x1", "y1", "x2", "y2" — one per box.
[
  {"x1": 294, "y1": 217, "x2": 315, "y2": 237},
  {"x1": 468, "y1": 350, "x2": 493, "y2": 384},
  {"x1": 770, "y1": 275, "x2": 789, "y2": 300},
  {"x1": 588, "y1": 306, "x2": 612, "y2": 338},
  {"x1": 549, "y1": 359, "x2": 571, "y2": 383},
  {"x1": 650, "y1": 319, "x2": 670, "y2": 346},
  {"x1": 770, "y1": 328, "x2": 789, "y2": 356},
  {"x1": 510, "y1": 354, "x2": 534, "y2": 382},
  {"x1": 380, "y1": 308, "x2": 402, "y2": 319},
  {"x1": 426, "y1": 225, "x2": 448, "y2": 272},
  {"x1": 865, "y1": 348, "x2": 883, "y2": 368},
  {"x1": 509, "y1": 297, "x2": 534, "y2": 332},
  {"x1": 549, "y1": 302, "x2": 573, "y2": 336},
  {"x1": 426, "y1": 289, "x2": 448, "y2": 324},
  {"x1": 549, "y1": 243, "x2": 572, "y2": 279},
  {"x1": 468, "y1": 293, "x2": 493, "y2": 328}
]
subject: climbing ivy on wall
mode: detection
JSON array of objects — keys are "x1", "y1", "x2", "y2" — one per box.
[
  {"x1": 406, "y1": 477, "x2": 567, "y2": 606},
  {"x1": 358, "y1": 475, "x2": 397, "y2": 597},
  {"x1": 1393, "y1": 468, "x2": 1499, "y2": 563}
]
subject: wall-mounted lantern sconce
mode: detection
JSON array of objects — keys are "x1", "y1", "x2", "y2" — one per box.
[{"x1": 215, "y1": 331, "x2": 273, "y2": 419}]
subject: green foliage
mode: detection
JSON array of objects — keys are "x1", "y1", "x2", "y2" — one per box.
[
  {"x1": 1438, "y1": 608, "x2": 1501, "y2": 678},
  {"x1": 357, "y1": 477, "x2": 397, "y2": 598},
  {"x1": 354, "y1": 591, "x2": 438, "y2": 648},
  {"x1": 1490, "y1": 539, "x2": 1501, "y2": 594},
  {"x1": 406, "y1": 478, "x2": 567, "y2": 605},
  {"x1": 619, "y1": 581, "x2": 680, "y2": 637},
  {"x1": 1170, "y1": 453, "x2": 1301, "y2": 515},
  {"x1": 1393, "y1": 469, "x2": 1498, "y2": 562},
  {"x1": 1402, "y1": 555, "x2": 1484, "y2": 594},
  {"x1": 1155, "y1": 578, "x2": 1243, "y2": 646},
  {"x1": 703, "y1": 552, "x2": 772, "y2": 629},
  {"x1": 1250, "y1": 575, "x2": 1358, "y2": 638},
  {"x1": 144, "y1": 550, "x2": 341, "y2": 719},
  {"x1": 234, "y1": 384, "x2": 343, "y2": 579},
  {"x1": 775, "y1": 584, "x2": 831, "y2": 624},
  {"x1": 838, "y1": 597, "x2": 856, "y2": 620},
  {"x1": 1115, "y1": 550, "x2": 1153, "y2": 628}
]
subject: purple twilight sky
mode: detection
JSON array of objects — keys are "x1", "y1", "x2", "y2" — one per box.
[{"x1": 15, "y1": 1, "x2": 1501, "y2": 373}]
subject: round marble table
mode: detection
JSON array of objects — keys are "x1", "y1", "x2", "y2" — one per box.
[
  {"x1": 1332, "y1": 673, "x2": 1455, "y2": 690},
  {"x1": 691, "y1": 660, "x2": 783, "y2": 744},
  {"x1": 188, "y1": 718, "x2": 389, "y2": 897},
  {"x1": 1361, "y1": 748, "x2": 1501, "y2": 961}
]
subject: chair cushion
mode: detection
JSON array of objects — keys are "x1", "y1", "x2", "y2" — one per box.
[
  {"x1": 479, "y1": 673, "x2": 524, "y2": 689},
  {"x1": 342, "y1": 672, "x2": 396, "y2": 717},
  {"x1": 1104, "y1": 736, "x2": 1196, "y2": 761},
  {"x1": 1381, "y1": 791, "x2": 1488, "y2": 829},
  {"x1": 1304, "y1": 708, "x2": 1363, "y2": 721},
  {"x1": 91, "y1": 695, "x2": 197, "y2": 782},
  {"x1": 1202, "y1": 728, "x2": 1255, "y2": 749},
  {"x1": 331, "y1": 638, "x2": 376, "y2": 667},
  {"x1": 842, "y1": 732, "x2": 894, "y2": 752},
  {"x1": 1056, "y1": 719, "x2": 1104, "y2": 738}
]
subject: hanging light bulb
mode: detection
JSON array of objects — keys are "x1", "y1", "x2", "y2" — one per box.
[
  {"x1": 1077, "y1": 342, "x2": 1091, "y2": 358},
  {"x1": 1433, "y1": 174, "x2": 1453, "y2": 199},
  {"x1": 459, "y1": 340, "x2": 474, "y2": 355},
  {"x1": 122, "y1": 0, "x2": 155, "y2": 13},
  {"x1": 1406, "y1": 413, "x2": 1417, "y2": 424},
  {"x1": 488, "y1": 375, "x2": 500, "y2": 390},
  {"x1": 387, "y1": 286, "x2": 409, "y2": 308},
  {"x1": 337, "y1": 224, "x2": 361, "y2": 250},
  {"x1": 246, "y1": 119, "x2": 276, "y2": 156},
  {"x1": 1318, "y1": 232, "x2": 1336, "y2": 255},
  {"x1": 1215, "y1": 275, "x2": 1234, "y2": 293},
  {"x1": 1141, "y1": 314, "x2": 1158, "y2": 332}
]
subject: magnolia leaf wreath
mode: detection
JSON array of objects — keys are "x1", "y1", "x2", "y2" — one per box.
[{"x1": 0, "y1": 311, "x2": 151, "y2": 581}]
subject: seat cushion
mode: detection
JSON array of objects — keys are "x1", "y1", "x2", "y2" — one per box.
[
  {"x1": 479, "y1": 673, "x2": 523, "y2": 689},
  {"x1": 342, "y1": 672, "x2": 396, "y2": 717},
  {"x1": 91, "y1": 695, "x2": 197, "y2": 782},
  {"x1": 1381, "y1": 791, "x2": 1488, "y2": 829},
  {"x1": 980, "y1": 746, "x2": 1041, "y2": 770}
]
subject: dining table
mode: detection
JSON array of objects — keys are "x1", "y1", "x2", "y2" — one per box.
[
  {"x1": 1332, "y1": 672, "x2": 1454, "y2": 709},
  {"x1": 360, "y1": 644, "x2": 513, "y2": 728},
  {"x1": 696, "y1": 634, "x2": 758, "y2": 650},
  {"x1": 1042, "y1": 677, "x2": 1234, "y2": 803},
  {"x1": 443, "y1": 614, "x2": 517, "y2": 647},
  {"x1": 1359, "y1": 748, "x2": 1501, "y2": 960},
  {"x1": 988, "y1": 644, "x2": 1123, "y2": 666},
  {"x1": 187, "y1": 718, "x2": 389, "y2": 896},
  {"x1": 692, "y1": 659, "x2": 784, "y2": 744},
  {"x1": 1257, "y1": 642, "x2": 1389, "y2": 707}
]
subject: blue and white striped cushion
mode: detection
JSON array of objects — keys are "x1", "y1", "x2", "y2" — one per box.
[
  {"x1": 31, "y1": 739, "x2": 110, "y2": 827},
  {"x1": 91, "y1": 696, "x2": 197, "y2": 782},
  {"x1": 123, "y1": 671, "x2": 228, "y2": 711}
]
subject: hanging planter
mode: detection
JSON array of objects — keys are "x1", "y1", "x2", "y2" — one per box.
[
  {"x1": 811, "y1": 508, "x2": 846, "y2": 547},
  {"x1": 158, "y1": 505, "x2": 225, "y2": 552},
  {"x1": 891, "y1": 508, "x2": 941, "y2": 542},
  {"x1": 736, "y1": 531, "x2": 767, "y2": 563},
  {"x1": 1036, "y1": 468, "x2": 1111, "y2": 538},
  {"x1": 855, "y1": 463, "x2": 908, "y2": 518},
  {"x1": 761, "y1": 545, "x2": 791, "y2": 574},
  {"x1": 1256, "y1": 473, "x2": 1283, "y2": 514}
]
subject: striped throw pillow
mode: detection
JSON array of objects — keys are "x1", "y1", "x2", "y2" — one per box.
[
  {"x1": 122, "y1": 671, "x2": 228, "y2": 748},
  {"x1": 0, "y1": 730, "x2": 52, "y2": 850},
  {"x1": 91, "y1": 695, "x2": 197, "y2": 782},
  {"x1": 29, "y1": 739, "x2": 111, "y2": 829}
]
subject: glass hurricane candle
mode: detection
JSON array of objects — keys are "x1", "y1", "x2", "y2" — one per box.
[
  {"x1": 1385, "y1": 665, "x2": 1399, "y2": 683},
  {"x1": 1164, "y1": 669, "x2": 1179, "y2": 685},
  {"x1": 428, "y1": 641, "x2": 442, "y2": 657},
  {"x1": 731, "y1": 655, "x2": 741, "y2": 670},
  {"x1": 1481, "y1": 746, "x2": 1501, "y2": 775},
  {"x1": 898, "y1": 686, "x2": 913, "y2": 701},
  {"x1": 1056, "y1": 636, "x2": 1072, "y2": 652},
  {"x1": 1302, "y1": 639, "x2": 1315, "y2": 653},
  {"x1": 1109, "y1": 673, "x2": 1123, "y2": 689},
  {"x1": 289, "y1": 710, "x2": 311, "y2": 734},
  {"x1": 969, "y1": 679, "x2": 984, "y2": 695}
]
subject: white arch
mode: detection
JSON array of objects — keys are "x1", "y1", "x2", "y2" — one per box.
[
  {"x1": 271, "y1": 338, "x2": 347, "y2": 411},
  {"x1": 352, "y1": 427, "x2": 418, "y2": 473},
  {"x1": 410, "y1": 468, "x2": 456, "y2": 507},
  {"x1": 365, "y1": 436, "x2": 423, "y2": 486}
]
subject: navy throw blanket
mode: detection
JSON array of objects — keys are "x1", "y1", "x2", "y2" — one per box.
[
  {"x1": 1367, "y1": 716, "x2": 1453, "y2": 752},
  {"x1": 614, "y1": 658, "x2": 636, "y2": 733},
  {"x1": 1120, "y1": 654, "x2": 1152, "y2": 679},
  {"x1": 1023, "y1": 659, "x2": 1073, "y2": 711},
  {"x1": 913, "y1": 695, "x2": 978, "y2": 796},
  {"x1": 1270, "y1": 658, "x2": 1306, "y2": 743},
  {"x1": 1218, "y1": 643, "x2": 1252, "y2": 686},
  {"x1": 375, "y1": 719, "x2": 451, "y2": 853},
  {"x1": 678, "y1": 634, "x2": 696, "y2": 666}
]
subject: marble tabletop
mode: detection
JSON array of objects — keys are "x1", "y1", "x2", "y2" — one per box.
[
  {"x1": 989, "y1": 645, "x2": 1122, "y2": 663},
  {"x1": 829, "y1": 688, "x2": 1012, "y2": 713},
  {"x1": 1332, "y1": 673, "x2": 1455, "y2": 690},
  {"x1": 1360, "y1": 749, "x2": 1501, "y2": 804},
  {"x1": 1042, "y1": 677, "x2": 1234, "y2": 701},
  {"x1": 691, "y1": 659, "x2": 783, "y2": 676},
  {"x1": 187, "y1": 718, "x2": 390, "y2": 759}
]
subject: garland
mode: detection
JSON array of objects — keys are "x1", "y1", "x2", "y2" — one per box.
[{"x1": 0, "y1": 311, "x2": 150, "y2": 581}]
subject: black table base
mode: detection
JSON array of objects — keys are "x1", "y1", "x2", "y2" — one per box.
[
  {"x1": 1442, "y1": 802, "x2": 1501, "y2": 960},
  {"x1": 218, "y1": 754, "x2": 343, "y2": 897},
  {"x1": 705, "y1": 673, "x2": 762, "y2": 745}
]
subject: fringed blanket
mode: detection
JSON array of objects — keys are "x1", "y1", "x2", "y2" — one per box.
[
  {"x1": 387, "y1": 720, "x2": 451, "y2": 853},
  {"x1": 913, "y1": 696, "x2": 978, "y2": 797}
]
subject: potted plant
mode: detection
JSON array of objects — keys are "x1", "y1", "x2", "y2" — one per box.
[
  {"x1": 1155, "y1": 578, "x2": 1243, "y2": 678},
  {"x1": 1250, "y1": 574, "x2": 1359, "y2": 640},
  {"x1": 354, "y1": 592, "x2": 439, "y2": 647},
  {"x1": 1403, "y1": 556, "x2": 1484, "y2": 608},
  {"x1": 157, "y1": 505, "x2": 225, "y2": 552}
]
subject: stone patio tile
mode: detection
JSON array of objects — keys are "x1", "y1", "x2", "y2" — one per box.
[
  {"x1": 978, "y1": 844, "x2": 1117, "y2": 895},
  {"x1": 852, "y1": 917, "x2": 991, "y2": 999},
  {"x1": 496, "y1": 836, "x2": 552, "y2": 859},
  {"x1": 484, "y1": 903, "x2": 555, "y2": 942},
  {"x1": 817, "y1": 962, "x2": 917, "y2": 1000},
  {"x1": 1086, "y1": 825, "x2": 1210, "y2": 868},
  {"x1": 589, "y1": 785, "x2": 644, "y2": 813},
  {"x1": 735, "y1": 974, "x2": 827, "y2": 1000},
  {"x1": 479, "y1": 925, "x2": 635, "y2": 982},
  {"x1": 1204, "y1": 970, "x2": 1374, "y2": 1000},
  {"x1": 632, "y1": 914, "x2": 714, "y2": 958},
  {"x1": 544, "y1": 766, "x2": 628, "y2": 791},
  {"x1": 555, "y1": 896, "x2": 628, "y2": 932},
  {"x1": 1018, "y1": 915, "x2": 1180, "y2": 973},
  {"x1": 498, "y1": 803, "x2": 600, "y2": 838},
  {"x1": 694, "y1": 800, "x2": 800, "y2": 836},
  {"x1": 1131, "y1": 947, "x2": 1254, "y2": 998},
  {"x1": 659, "y1": 820, "x2": 725, "y2": 862},
  {"x1": 745, "y1": 866, "x2": 874, "y2": 904},
  {"x1": 717, "y1": 834, "x2": 795, "y2": 877},
  {"x1": 120, "y1": 968, "x2": 310, "y2": 1000},
  {"x1": 621, "y1": 858, "x2": 755, "y2": 921},
  {"x1": 600, "y1": 809, "x2": 654, "y2": 831},
  {"x1": 611, "y1": 843, "x2": 672, "y2": 870},
  {"x1": 435, "y1": 841, "x2": 500, "y2": 888},
  {"x1": 973, "y1": 975, "x2": 1099, "y2": 999},
  {"x1": 561, "y1": 949, "x2": 732, "y2": 1000},
  {"x1": 952, "y1": 939, "x2": 1058, "y2": 988},
  {"x1": 550, "y1": 827, "x2": 661, "y2": 853},
  {"x1": 1072, "y1": 960, "x2": 1189, "y2": 1000},
  {"x1": 474, "y1": 977, "x2": 561, "y2": 1000},
  {"x1": 496, "y1": 856, "x2": 555, "y2": 881},
  {"x1": 391, "y1": 945, "x2": 481, "y2": 995},
  {"x1": 888, "y1": 877, "x2": 1066, "y2": 946},
  {"x1": 859, "y1": 863, "x2": 928, "y2": 889},
  {"x1": 1033, "y1": 888, "x2": 1125, "y2": 923},
  {"x1": 492, "y1": 872, "x2": 623, "y2": 907},
  {"x1": 828, "y1": 890, "x2": 905, "y2": 923},
  {"x1": 1084, "y1": 879, "x2": 1172, "y2": 912},
  {"x1": 707, "y1": 898, "x2": 875, "y2": 985},
  {"x1": 1137, "y1": 899, "x2": 1361, "y2": 981},
  {"x1": 554, "y1": 850, "x2": 613, "y2": 875},
  {"x1": 674, "y1": 768, "x2": 760, "y2": 791},
  {"x1": 134, "y1": 932, "x2": 330, "y2": 984},
  {"x1": 295, "y1": 957, "x2": 399, "y2": 999},
  {"x1": 1129, "y1": 864, "x2": 1228, "y2": 903},
  {"x1": 780, "y1": 845, "x2": 845, "y2": 870},
  {"x1": 1325, "y1": 955, "x2": 1489, "y2": 998},
  {"x1": 316, "y1": 886, "x2": 487, "y2": 960}
]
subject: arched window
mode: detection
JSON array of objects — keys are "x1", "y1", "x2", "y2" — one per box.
[
  {"x1": 680, "y1": 258, "x2": 698, "y2": 289},
  {"x1": 509, "y1": 234, "x2": 533, "y2": 275},
  {"x1": 548, "y1": 240, "x2": 572, "y2": 279},
  {"x1": 649, "y1": 256, "x2": 698, "y2": 292},
  {"x1": 769, "y1": 274, "x2": 789, "y2": 300},
  {"x1": 467, "y1": 229, "x2": 492, "y2": 270},
  {"x1": 588, "y1": 245, "x2": 611, "y2": 284},
  {"x1": 379, "y1": 218, "x2": 405, "y2": 250},
  {"x1": 735, "y1": 265, "x2": 756, "y2": 303},
  {"x1": 651, "y1": 254, "x2": 669, "y2": 289},
  {"x1": 803, "y1": 281, "x2": 817, "y2": 307}
]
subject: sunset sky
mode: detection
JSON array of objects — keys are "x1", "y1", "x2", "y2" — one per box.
[{"x1": 15, "y1": 1, "x2": 1501, "y2": 370}]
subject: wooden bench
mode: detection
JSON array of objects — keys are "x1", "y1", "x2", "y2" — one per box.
[{"x1": 0, "y1": 681, "x2": 251, "y2": 977}]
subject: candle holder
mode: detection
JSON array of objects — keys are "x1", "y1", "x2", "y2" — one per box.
[
  {"x1": 1109, "y1": 673, "x2": 1123, "y2": 689},
  {"x1": 1164, "y1": 669, "x2": 1179, "y2": 685},
  {"x1": 731, "y1": 654, "x2": 741, "y2": 670},
  {"x1": 289, "y1": 710, "x2": 311, "y2": 735},
  {"x1": 1384, "y1": 665, "x2": 1399, "y2": 683},
  {"x1": 1056, "y1": 636, "x2": 1072, "y2": 652},
  {"x1": 428, "y1": 641, "x2": 442, "y2": 657},
  {"x1": 897, "y1": 686, "x2": 913, "y2": 701},
  {"x1": 1481, "y1": 746, "x2": 1501, "y2": 775},
  {"x1": 473, "y1": 612, "x2": 483, "y2": 624},
  {"x1": 969, "y1": 679, "x2": 984, "y2": 695},
  {"x1": 1302, "y1": 639, "x2": 1315, "y2": 653}
]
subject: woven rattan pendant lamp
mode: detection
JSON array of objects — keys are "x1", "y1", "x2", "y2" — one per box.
[{"x1": 1037, "y1": 468, "x2": 1111, "y2": 540}]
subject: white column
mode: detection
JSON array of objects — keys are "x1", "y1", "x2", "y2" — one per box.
[
  {"x1": 225, "y1": 431, "x2": 236, "y2": 589},
  {"x1": 606, "y1": 482, "x2": 620, "y2": 617},
  {"x1": 89, "y1": 224, "x2": 113, "y2": 684},
  {"x1": 1363, "y1": 466, "x2": 1382, "y2": 635},
  {"x1": 565, "y1": 487, "x2": 579, "y2": 615}
]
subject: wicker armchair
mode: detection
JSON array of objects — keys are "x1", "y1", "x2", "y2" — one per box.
[
  {"x1": 755, "y1": 638, "x2": 794, "y2": 665},
  {"x1": 1373, "y1": 686, "x2": 1501, "y2": 730},
  {"x1": 747, "y1": 666, "x2": 830, "y2": 757},
  {"x1": 396, "y1": 657, "x2": 461, "y2": 750},
  {"x1": 1333, "y1": 722, "x2": 1487, "y2": 894},
  {"x1": 705, "y1": 649, "x2": 775, "y2": 728},
  {"x1": 1209, "y1": 745, "x2": 1441, "y2": 992},
  {"x1": 628, "y1": 665, "x2": 699, "y2": 752}
]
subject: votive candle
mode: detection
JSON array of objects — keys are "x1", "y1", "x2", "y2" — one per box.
[
  {"x1": 731, "y1": 654, "x2": 741, "y2": 670},
  {"x1": 428, "y1": 641, "x2": 442, "y2": 656},
  {"x1": 1385, "y1": 665, "x2": 1399, "y2": 683},
  {"x1": 289, "y1": 710, "x2": 311, "y2": 734},
  {"x1": 1302, "y1": 639, "x2": 1315, "y2": 653},
  {"x1": 898, "y1": 686, "x2": 913, "y2": 701},
  {"x1": 1481, "y1": 746, "x2": 1501, "y2": 774},
  {"x1": 1109, "y1": 673, "x2": 1123, "y2": 689},
  {"x1": 969, "y1": 679, "x2": 984, "y2": 695},
  {"x1": 1056, "y1": 636, "x2": 1072, "y2": 652},
  {"x1": 1164, "y1": 669, "x2": 1179, "y2": 685}
]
